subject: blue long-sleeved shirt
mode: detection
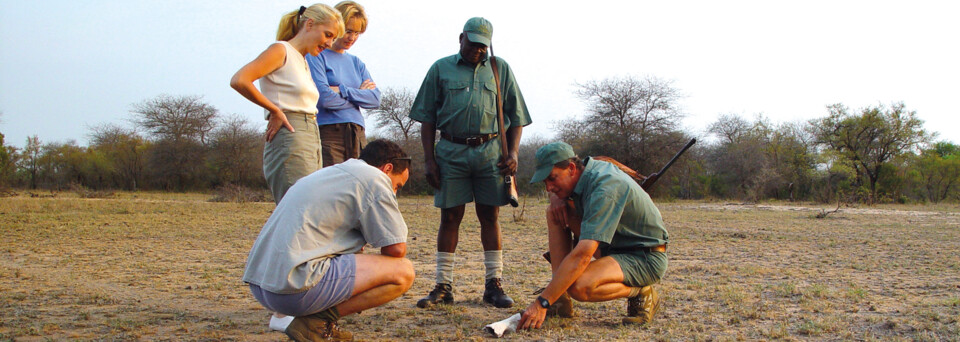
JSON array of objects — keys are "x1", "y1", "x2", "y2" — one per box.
[{"x1": 306, "y1": 49, "x2": 380, "y2": 127}]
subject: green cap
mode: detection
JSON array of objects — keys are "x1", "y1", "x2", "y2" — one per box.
[
  {"x1": 530, "y1": 142, "x2": 576, "y2": 184},
  {"x1": 463, "y1": 17, "x2": 493, "y2": 47}
]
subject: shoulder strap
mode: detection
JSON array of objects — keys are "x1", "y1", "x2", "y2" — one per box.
[{"x1": 489, "y1": 49, "x2": 508, "y2": 157}]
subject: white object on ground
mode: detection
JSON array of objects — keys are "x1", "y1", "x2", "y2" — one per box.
[
  {"x1": 484, "y1": 313, "x2": 521, "y2": 338},
  {"x1": 269, "y1": 315, "x2": 294, "y2": 331}
]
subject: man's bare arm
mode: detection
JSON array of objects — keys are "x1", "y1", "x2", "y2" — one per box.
[{"x1": 380, "y1": 243, "x2": 407, "y2": 258}]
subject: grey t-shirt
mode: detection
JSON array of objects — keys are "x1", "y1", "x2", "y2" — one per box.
[{"x1": 242, "y1": 159, "x2": 408, "y2": 294}]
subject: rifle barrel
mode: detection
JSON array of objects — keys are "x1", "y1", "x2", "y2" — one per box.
[{"x1": 656, "y1": 138, "x2": 697, "y2": 175}]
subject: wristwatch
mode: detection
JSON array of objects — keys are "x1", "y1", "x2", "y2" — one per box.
[{"x1": 536, "y1": 296, "x2": 550, "y2": 309}]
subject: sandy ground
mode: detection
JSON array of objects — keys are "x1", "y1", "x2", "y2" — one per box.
[{"x1": 1, "y1": 193, "x2": 959, "y2": 341}]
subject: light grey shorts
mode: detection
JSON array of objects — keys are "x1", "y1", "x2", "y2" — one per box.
[
  {"x1": 248, "y1": 254, "x2": 356, "y2": 316},
  {"x1": 263, "y1": 112, "x2": 322, "y2": 204}
]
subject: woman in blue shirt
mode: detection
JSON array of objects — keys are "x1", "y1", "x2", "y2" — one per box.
[{"x1": 306, "y1": 1, "x2": 381, "y2": 167}]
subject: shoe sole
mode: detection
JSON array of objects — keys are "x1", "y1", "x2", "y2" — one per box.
[{"x1": 483, "y1": 297, "x2": 514, "y2": 308}]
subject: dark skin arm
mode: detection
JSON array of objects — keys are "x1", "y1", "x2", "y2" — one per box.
[
  {"x1": 497, "y1": 125, "x2": 522, "y2": 175},
  {"x1": 420, "y1": 122, "x2": 440, "y2": 190}
]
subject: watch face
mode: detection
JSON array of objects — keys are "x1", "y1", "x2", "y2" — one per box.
[{"x1": 538, "y1": 296, "x2": 550, "y2": 308}]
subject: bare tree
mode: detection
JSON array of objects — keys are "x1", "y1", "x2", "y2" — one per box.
[
  {"x1": 129, "y1": 95, "x2": 219, "y2": 190},
  {"x1": 368, "y1": 87, "x2": 419, "y2": 142},
  {"x1": 131, "y1": 94, "x2": 218, "y2": 144},
  {"x1": 708, "y1": 113, "x2": 752, "y2": 144},
  {"x1": 209, "y1": 115, "x2": 263, "y2": 187},
  {"x1": 566, "y1": 75, "x2": 687, "y2": 176}
]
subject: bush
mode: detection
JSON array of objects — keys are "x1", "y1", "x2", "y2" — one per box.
[
  {"x1": 71, "y1": 183, "x2": 115, "y2": 199},
  {"x1": 209, "y1": 184, "x2": 269, "y2": 203}
]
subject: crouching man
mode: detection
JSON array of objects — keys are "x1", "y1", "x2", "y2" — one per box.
[
  {"x1": 243, "y1": 139, "x2": 415, "y2": 341},
  {"x1": 519, "y1": 142, "x2": 669, "y2": 330}
]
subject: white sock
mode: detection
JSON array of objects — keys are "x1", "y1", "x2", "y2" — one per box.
[
  {"x1": 269, "y1": 315, "x2": 294, "y2": 331},
  {"x1": 436, "y1": 252, "x2": 455, "y2": 285},
  {"x1": 484, "y1": 250, "x2": 503, "y2": 280}
]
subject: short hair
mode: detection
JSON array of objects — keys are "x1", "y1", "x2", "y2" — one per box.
[
  {"x1": 335, "y1": 1, "x2": 367, "y2": 33},
  {"x1": 276, "y1": 4, "x2": 345, "y2": 41},
  {"x1": 359, "y1": 139, "x2": 409, "y2": 175},
  {"x1": 553, "y1": 156, "x2": 583, "y2": 170}
]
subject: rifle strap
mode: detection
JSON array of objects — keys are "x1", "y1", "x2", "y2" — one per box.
[{"x1": 488, "y1": 47, "x2": 509, "y2": 158}]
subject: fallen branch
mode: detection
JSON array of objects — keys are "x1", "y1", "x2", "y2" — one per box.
[{"x1": 815, "y1": 198, "x2": 842, "y2": 219}]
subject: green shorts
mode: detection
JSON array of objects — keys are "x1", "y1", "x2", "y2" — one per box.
[
  {"x1": 609, "y1": 251, "x2": 667, "y2": 287},
  {"x1": 433, "y1": 138, "x2": 508, "y2": 208}
]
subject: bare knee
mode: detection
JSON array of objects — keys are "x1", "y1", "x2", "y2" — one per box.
[
  {"x1": 395, "y1": 258, "x2": 415, "y2": 291},
  {"x1": 440, "y1": 206, "x2": 466, "y2": 225},
  {"x1": 567, "y1": 279, "x2": 594, "y2": 302},
  {"x1": 475, "y1": 205, "x2": 499, "y2": 227}
]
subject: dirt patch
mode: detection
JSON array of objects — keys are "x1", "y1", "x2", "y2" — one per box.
[{"x1": 2, "y1": 194, "x2": 958, "y2": 340}]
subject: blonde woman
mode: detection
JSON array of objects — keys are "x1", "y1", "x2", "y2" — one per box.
[
  {"x1": 230, "y1": 4, "x2": 343, "y2": 333},
  {"x1": 306, "y1": 1, "x2": 379, "y2": 167},
  {"x1": 230, "y1": 4, "x2": 344, "y2": 205}
]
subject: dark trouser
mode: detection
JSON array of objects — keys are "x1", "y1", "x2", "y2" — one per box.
[{"x1": 319, "y1": 123, "x2": 366, "y2": 167}]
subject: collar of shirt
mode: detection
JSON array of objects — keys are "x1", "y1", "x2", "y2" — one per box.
[
  {"x1": 572, "y1": 157, "x2": 594, "y2": 198},
  {"x1": 456, "y1": 52, "x2": 489, "y2": 66}
]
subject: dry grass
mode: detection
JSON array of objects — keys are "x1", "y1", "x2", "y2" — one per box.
[{"x1": 1, "y1": 194, "x2": 959, "y2": 341}]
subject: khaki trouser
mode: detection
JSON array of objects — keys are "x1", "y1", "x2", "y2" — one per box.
[
  {"x1": 263, "y1": 112, "x2": 322, "y2": 204},
  {"x1": 319, "y1": 122, "x2": 367, "y2": 167}
]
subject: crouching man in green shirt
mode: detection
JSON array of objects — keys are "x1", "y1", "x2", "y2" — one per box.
[
  {"x1": 519, "y1": 142, "x2": 669, "y2": 329},
  {"x1": 242, "y1": 139, "x2": 415, "y2": 341}
]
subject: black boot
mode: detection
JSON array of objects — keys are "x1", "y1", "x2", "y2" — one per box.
[
  {"x1": 417, "y1": 283, "x2": 454, "y2": 308},
  {"x1": 483, "y1": 278, "x2": 514, "y2": 308}
]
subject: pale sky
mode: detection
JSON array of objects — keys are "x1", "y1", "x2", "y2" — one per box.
[{"x1": 1, "y1": 0, "x2": 958, "y2": 148}]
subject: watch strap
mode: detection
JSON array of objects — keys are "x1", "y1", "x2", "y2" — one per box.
[{"x1": 536, "y1": 295, "x2": 550, "y2": 308}]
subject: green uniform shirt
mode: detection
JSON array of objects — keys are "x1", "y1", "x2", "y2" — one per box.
[
  {"x1": 408, "y1": 53, "x2": 531, "y2": 136},
  {"x1": 572, "y1": 158, "x2": 669, "y2": 251}
]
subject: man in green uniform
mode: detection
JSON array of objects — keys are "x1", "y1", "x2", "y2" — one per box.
[
  {"x1": 409, "y1": 17, "x2": 532, "y2": 309},
  {"x1": 518, "y1": 142, "x2": 668, "y2": 329}
]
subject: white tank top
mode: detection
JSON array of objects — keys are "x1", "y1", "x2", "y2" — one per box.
[{"x1": 258, "y1": 41, "x2": 320, "y2": 119}]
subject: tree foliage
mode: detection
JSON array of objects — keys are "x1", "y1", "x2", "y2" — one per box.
[
  {"x1": 911, "y1": 142, "x2": 960, "y2": 202},
  {"x1": 811, "y1": 102, "x2": 927, "y2": 202},
  {"x1": 4, "y1": 89, "x2": 957, "y2": 204},
  {"x1": 0, "y1": 132, "x2": 14, "y2": 188},
  {"x1": 705, "y1": 115, "x2": 815, "y2": 201},
  {"x1": 89, "y1": 124, "x2": 148, "y2": 190}
]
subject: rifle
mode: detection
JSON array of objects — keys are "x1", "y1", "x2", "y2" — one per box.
[
  {"x1": 640, "y1": 138, "x2": 697, "y2": 191},
  {"x1": 489, "y1": 45, "x2": 520, "y2": 207}
]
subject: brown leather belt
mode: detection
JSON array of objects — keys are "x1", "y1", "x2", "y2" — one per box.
[
  {"x1": 608, "y1": 244, "x2": 667, "y2": 254},
  {"x1": 440, "y1": 132, "x2": 498, "y2": 147}
]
